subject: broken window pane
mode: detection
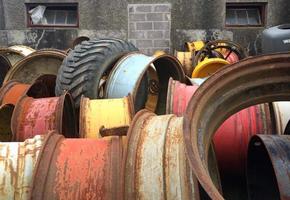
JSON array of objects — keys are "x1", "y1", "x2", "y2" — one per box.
[{"x1": 27, "y1": 4, "x2": 78, "y2": 27}]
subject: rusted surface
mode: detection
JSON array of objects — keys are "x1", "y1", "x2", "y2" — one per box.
[
  {"x1": 247, "y1": 135, "x2": 290, "y2": 200},
  {"x1": 214, "y1": 103, "x2": 273, "y2": 176},
  {"x1": 0, "y1": 80, "x2": 50, "y2": 106},
  {"x1": 145, "y1": 66, "x2": 159, "y2": 112},
  {"x1": 11, "y1": 93, "x2": 77, "y2": 141},
  {"x1": 8, "y1": 45, "x2": 35, "y2": 56},
  {"x1": 0, "y1": 46, "x2": 34, "y2": 66},
  {"x1": 0, "y1": 55, "x2": 11, "y2": 86},
  {"x1": 3, "y1": 50, "x2": 65, "y2": 84},
  {"x1": 105, "y1": 52, "x2": 185, "y2": 114},
  {"x1": 79, "y1": 96, "x2": 134, "y2": 138},
  {"x1": 0, "y1": 135, "x2": 44, "y2": 199},
  {"x1": 123, "y1": 109, "x2": 221, "y2": 200},
  {"x1": 0, "y1": 104, "x2": 14, "y2": 142},
  {"x1": 174, "y1": 51, "x2": 194, "y2": 77},
  {"x1": 167, "y1": 78, "x2": 273, "y2": 177},
  {"x1": 0, "y1": 81, "x2": 29, "y2": 106},
  {"x1": 183, "y1": 53, "x2": 290, "y2": 199},
  {"x1": 99, "y1": 125, "x2": 129, "y2": 137},
  {"x1": 31, "y1": 131, "x2": 123, "y2": 200},
  {"x1": 166, "y1": 78, "x2": 198, "y2": 116}
]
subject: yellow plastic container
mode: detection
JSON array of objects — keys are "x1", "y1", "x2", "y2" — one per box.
[
  {"x1": 79, "y1": 96, "x2": 134, "y2": 138},
  {"x1": 191, "y1": 58, "x2": 230, "y2": 78}
]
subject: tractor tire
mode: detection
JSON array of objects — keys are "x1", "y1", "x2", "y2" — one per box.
[{"x1": 55, "y1": 38, "x2": 138, "y2": 108}]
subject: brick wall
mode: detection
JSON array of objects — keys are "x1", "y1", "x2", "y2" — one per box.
[{"x1": 128, "y1": 3, "x2": 171, "y2": 55}]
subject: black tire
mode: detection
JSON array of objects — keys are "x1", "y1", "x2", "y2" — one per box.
[{"x1": 55, "y1": 38, "x2": 138, "y2": 107}]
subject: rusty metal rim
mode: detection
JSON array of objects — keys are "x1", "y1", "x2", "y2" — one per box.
[
  {"x1": 0, "y1": 80, "x2": 50, "y2": 106},
  {"x1": 3, "y1": 51, "x2": 66, "y2": 84},
  {"x1": 0, "y1": 80, "x2": 20, "y2": 105},
  {"x1": 31, "y1": 131, "x2": 123, "y2": 199},
  {"x1": 105, "y1": 52, "x2": 185, "y2": 113},
  {"x1": 56, "y1": 92, "x2": 78, "y2": 138},
  {"x1": 9, "y1": 45, "x2": 35, "y2": 54},
  {"x1": 122, "y1": 109, "x2": 202, "y2": 200},
  {"x1": 121, "y1": 109, "x2": 155, "y2": 200},
  {"x1": 183, "y1": 53, "x2": 290, "y2": 200},
  {"x1": 247, "y1": 134, "x2": 289, "y2": 199},
  {"x1": 30, "y1": 131, "x2": 64, "y2": 200},
  {"x1": 30, "y1": 49, "x2": 67, "y2": 56},
  {"x1": 0, "y1": 48, "x2": 27, "y2": 57},
  {"x1": 79, "y1": 94, "x2": 135, "y2": 138},
  {"x1": 11, "y1": 92, "x2": 76, "y2": 141},
  {"x1": 79, "y1": 95, "x2": 87, "y2": 138},
  {"x1": 166, "y1": 77, "x2": 174, "y2": 114}
]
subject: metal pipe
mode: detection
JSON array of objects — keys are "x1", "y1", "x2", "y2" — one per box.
[{"x1": 183, "y1": 53, "x2": 290, "y2": 199}]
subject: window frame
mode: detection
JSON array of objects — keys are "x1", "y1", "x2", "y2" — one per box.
[
  {"x1": 26, "y1": 3, "x2": 79, "y2": 28},
  {"x1": 225, "y1": 3, "x2": 267, "y2": 28}
]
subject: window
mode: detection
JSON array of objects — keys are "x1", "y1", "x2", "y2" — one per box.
[
  {"x1": 226, "y1": 3, "x2": 266, "y2": 27},
  {"x1": 26, "y1": 3, "x2": 78, "y2": 28}
]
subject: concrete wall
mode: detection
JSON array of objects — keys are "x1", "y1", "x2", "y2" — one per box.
[{"x1": 0, "y1": 0, "x2": 289, "y2": 55}]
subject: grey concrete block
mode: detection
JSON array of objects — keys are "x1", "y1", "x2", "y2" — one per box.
[
  {"x1": 136, "y1": 22, "x2": 153, "y2": 30},
  {"x1": 164, "y1": 13, "x2": 171, "y2": 21},
  {"x1": 128, "y1": 5, "x2": 134, "y2": 13},
  {"x1": 153, "y1": 4, "x2": 171, "y2": 13},
  {"x1": 146, "y1": 13, "x2": 163, "y2": 21},
  {"x1": 147, "y1": 31, "x2": 164, "y2": 39},
  {"x1": 129, "y1": 13, "x2": 146, "y2": 22},
  {"x1": 154, "y1": 39, "x2": 170, "y2": 48},
  {"x1": 136, "y1": 40, "x2": 153, "y2": 48},
  {"x1": 153, "y1": 22, "x2": 170, "y2": 30},
  {"x1": 129, "y1": 22, "x2": 135, "y2": 30},
  {"x1": 164, "y1": 30, "x2": 170, "y2": 39},
  {"x1": 128, "y1": 30, "x2": 146, "y2": 39},
  {"x1": 135, "y1": 5, "x2": 152, "y2": 12},
  {"x1": 152, "y1": 48, "x2": 170, "y2": 53}
]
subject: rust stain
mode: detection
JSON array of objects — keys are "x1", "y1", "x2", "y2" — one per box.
[
  {"x1": 31, "y1": 133, "x2": 123, "y2": 200},
  {"x1": 124, "y1": 110, "x2": 197, "y2": 200},
  {"x1": 12, "y1": 93, "x2": 76, "y2": 142},
  {"x1": 0, "y1": 135, "x2": 44, "y2": 199}
]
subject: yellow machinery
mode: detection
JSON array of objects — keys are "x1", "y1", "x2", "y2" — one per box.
[
  {"x1": 191, "y1": 58, "x2": 230, "y2": 78},
  {"x1": 185, "y1": 41, "x2": 205, "y2": 52}
]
